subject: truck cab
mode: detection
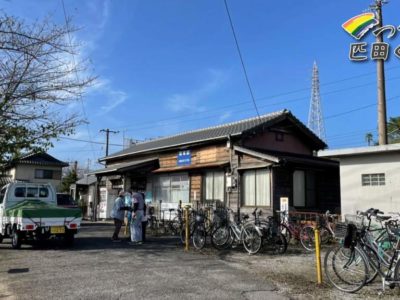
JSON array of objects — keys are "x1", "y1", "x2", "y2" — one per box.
[{"x1": 0, "y1": 182, "x2": 82, "y2": 249}]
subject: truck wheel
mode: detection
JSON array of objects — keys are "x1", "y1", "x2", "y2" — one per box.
[
  {"x1": 64, "y1": 232, "x2": 75, "y2": 247},
  {"x1": 11, "y1": 229, "x2": 22, "y2": 249}
]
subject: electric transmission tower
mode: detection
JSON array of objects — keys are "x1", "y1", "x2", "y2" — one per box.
[{"x1": 307, "y1": 61, "x2": 326, "y2": 141}]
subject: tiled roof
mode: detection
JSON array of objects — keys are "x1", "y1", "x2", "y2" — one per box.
[
  {"x1": 76, "y1": 174, "x2": 97, "y2": 186},
  {"x1": 102, "y1": 110, "x2": 324, "y2": 162},
  {"x1": 6, "y1": 152, "x2": 68, "y2": 168}
]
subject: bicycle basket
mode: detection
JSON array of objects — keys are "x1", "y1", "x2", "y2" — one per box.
[
  {"x1": 344, "y1": 214, "x2": 365, "y2": 230},
  {"x1": 334, "y1": 222, "x2": 348, "y2": 239}
]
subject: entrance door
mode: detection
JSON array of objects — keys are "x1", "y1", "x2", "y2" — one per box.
[{"x1": 130, "y1": 177, "x2": 147, "y2": 192}]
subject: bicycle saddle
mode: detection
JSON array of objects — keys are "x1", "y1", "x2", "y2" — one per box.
[
  {"x1": 169, "y1": 208, "x2": 175, "y2": 212},
  {"x1": 243, "y1": 214, "x2": 249, "y2": 219}
]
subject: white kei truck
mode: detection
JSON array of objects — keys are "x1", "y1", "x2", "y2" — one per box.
[{"x1": 0, "y1": 182, "x2": 82, "y2": 249}]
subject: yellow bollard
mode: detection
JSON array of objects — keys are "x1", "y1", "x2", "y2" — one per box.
[
  {"x1": 314, "y1": 228, "x2": 322, "y2": 284},
  {"x1": 185, "y1": 206, "x2": 190, "y2": 251}
]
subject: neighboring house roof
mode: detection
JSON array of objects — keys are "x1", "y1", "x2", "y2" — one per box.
[
  {"x1": 101, "y1": 110, "x2": 326, "y2": 162},
  {"x1": 318, "y1": 144, "x2": 400, "y2": 158},
  {"x1": 76, "y1": 174, "x2": 97, "y2": 186},
  {"x1": 5, "y1": 152, "x2": 69, "y2": 169}
]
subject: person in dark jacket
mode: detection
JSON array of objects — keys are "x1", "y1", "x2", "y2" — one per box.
[{"x1": 110, "y1": 191, "x2": 125, "y2": 242}]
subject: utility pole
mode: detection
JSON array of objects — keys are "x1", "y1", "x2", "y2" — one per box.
[
  {"x1": 100, "y1": 129, "x2": 119, "y2": 157},
  {"x1": 372, "y1": 0, "x2": 388, "y2": 145}
]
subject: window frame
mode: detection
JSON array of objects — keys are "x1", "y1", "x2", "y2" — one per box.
[
  {"x1": 35, "y1": 169, "x2": 54, "y2": 180},
  {"x1": 361, "y1": 173, "x2": 385, "y2": 186},
  {"x1": 293, "y1": 169, "x2": 317, "y2": 209},
  {"x1": 203, "y1": 170, "x2": 225, "y2": 203},
  {"x1": 153, "y1": 173, "x2": 190, "y2": 204},
  {"x1": 241, "y1": 168, "x2": 271, "y2": 207}
]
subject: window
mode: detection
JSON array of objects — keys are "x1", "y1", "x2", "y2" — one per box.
[
  {"x1": 153, "y1": 173, "x2": 189, "y2": 203},
  {"x1": 13, "y1": 187, "x2": 49, "y2": 198},
  {"x1": 35, "y1": 169, "x2": 54, "y2": 179},
  {"x1": 204, "y1": 171, "x2": 224, "y2": 202},
  {"x1": 293, "y1": 170, "x2": 317, "y2": 208},
  {"x1": 39, "y1": 188, "x2": 49, "y2": 197},
  {"x1": 242, "y1": 169, "x2": 270, "y2": 207},
  {"x1": 293, "y1": 170, "x2": 305, "y2": 207},
  {"x1": 14, "y1": 187, "x2": 26, "y2": 198},
  {"x1": 27, "y1": 187, "x2": 38, "y2": 197},
  {"x1": 362, "y1": 173, "x2": 385, "y2": 186}
]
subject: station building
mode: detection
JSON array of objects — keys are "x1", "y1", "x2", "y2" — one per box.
[{"x1": 90, "y1": 110, "x2": 340, "y2": 219}]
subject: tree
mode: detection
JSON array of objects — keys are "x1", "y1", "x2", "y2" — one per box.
[
  {"x1": 387, "y1": 116, "x2": 400, "y2": 144},
  {"x1": 365, "y1": 132, "x2": 374, "y2": 146},
  {"x1": 60, "y1": 169, "x2": 78, "y2": 193},
  {"x1": 0, "y1": 13, "x2": 94, "y2": 168}
]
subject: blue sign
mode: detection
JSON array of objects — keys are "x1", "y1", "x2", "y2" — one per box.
[{"x1": 177, "y1": 150, "x2": 191, "y2": 166}]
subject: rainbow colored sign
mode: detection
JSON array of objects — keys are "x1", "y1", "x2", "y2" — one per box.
[{"x1": 342, "y1": 13, "x2": 378, "y2": 40}]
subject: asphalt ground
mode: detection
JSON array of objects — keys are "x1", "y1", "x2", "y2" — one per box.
[{"x1": 0, "y1": 223, "x2": 287, "y2": 300}]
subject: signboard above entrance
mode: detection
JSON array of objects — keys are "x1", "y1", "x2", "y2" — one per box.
[{"x1": 177, "y1": 150, "x2": 191, "y2": 166}]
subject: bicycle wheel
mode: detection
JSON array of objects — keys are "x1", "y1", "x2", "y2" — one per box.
[
  {"x1": 362, "y1": 244, "x2": 380, "y2": 284},
  {"x1": 266, "y1": 233, "x2": 287, "y2": 255},
  {"x1": 324, "y1": 245, "x2": 368, "y2": 293},
  {"x1": 193, "y1": 224, "x2": 206, "y2": 250},
  {"x1": 300, "y1": 226, "x2": 316, "y2": 251},
  {"x1": 242, "y1": 225, "x2": 262, "y2": 255},
  {"x1": 319, "y1": 226, "x2": 333, "y2": 244},
  {"x1": 392, "y1": 254, "x2": 400, "y2": 288},
  {"x1": 211, "y1": 225, "x2": 230, "y2": 250},
  {"x1": 278, "y1": 223, "x2": 292, "y2": 243}
]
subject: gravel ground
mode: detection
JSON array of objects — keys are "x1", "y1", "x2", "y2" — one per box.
[
  {"x1": 194, "y1": 240, "x2": 400, "y2": 300},
  {"x1": 1, "y1": 222, "x2": 399, "y2": 299}
]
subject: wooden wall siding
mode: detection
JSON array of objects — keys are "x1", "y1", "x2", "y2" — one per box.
[
  {"x1": 190, "y1": 174, "x2": 202, "y2": 202},
  {"x1": 158, "y1": 144, "x2": 229, "y2": 169},
  {"x1": 239, "y1": 154, "x2": 269, "y2": 168},
  {"x1": 243, "y1": 129, "x2": 313, "y2": 156}
]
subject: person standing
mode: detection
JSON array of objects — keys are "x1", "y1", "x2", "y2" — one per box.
[
  {"x1": 129, "y1": 192, "x2": 144, "y2": 244},
  {"x1": 141, "y1": 192, "x2": 148, "y2": 243},
  {"x1": 110, "y1": 191, "x2": 125, "y2": 242}
]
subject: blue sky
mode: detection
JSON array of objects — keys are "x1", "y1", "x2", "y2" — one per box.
[{"x1": 3, "y1": 0, "x2": 400, "y2": 170}]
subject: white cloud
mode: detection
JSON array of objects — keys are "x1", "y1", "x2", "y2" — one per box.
[
  {"x1": 219, "y1": 111, "x2": 232, "y2": 123},
  {"x1": 165, "y1": 69, "x2": 227, "y2": 113}
]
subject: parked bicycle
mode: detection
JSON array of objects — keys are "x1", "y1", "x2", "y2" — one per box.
[
  {"x1": 299, "y1": 210, "x2": 338, "y2": 251},
  {"x1": 324, "y1": 208, "x2": 400, "y2": 293}
]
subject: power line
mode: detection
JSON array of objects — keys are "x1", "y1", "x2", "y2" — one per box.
[
  {"x1": 325, "y1": 94, "x2": 400, "y2": 120},
  {"x1": 60, "y1": 0, "x2": 98, "y2": 164},
  {"x1": 223, "y1": 0, "x2": 261, "y2": 120},
  {"x1": 114, "y1": 71, "x2": 400, "y2": 132},
  {"x1": 118, "y1": 76, "x2": 400, "y2": 133},
  {"x1": 59, "y1": 136, "x2": 123, "y2": 147}
]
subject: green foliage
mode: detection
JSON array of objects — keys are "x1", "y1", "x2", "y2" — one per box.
[
  {"x1": 60, "y1": 169, "x2": 78, "y2": 193},
  {"x1": 365, "y1": 132, "x2": 374, "y2": 146},
  {"x1": 388, "y1": 116, "x2": 400, "y2": 144}
]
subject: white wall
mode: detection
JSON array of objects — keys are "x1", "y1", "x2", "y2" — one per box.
[
  {"x1": 12, "y1": 165, "x2": 63, "y2": 191},
  {"x1": 340, "y1": 152, "x2": 400, "y2": 216}
]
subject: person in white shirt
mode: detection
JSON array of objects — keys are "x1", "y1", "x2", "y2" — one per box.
[{"x1": 129, "y1": 192, "x2": 144, "y2": 244}]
